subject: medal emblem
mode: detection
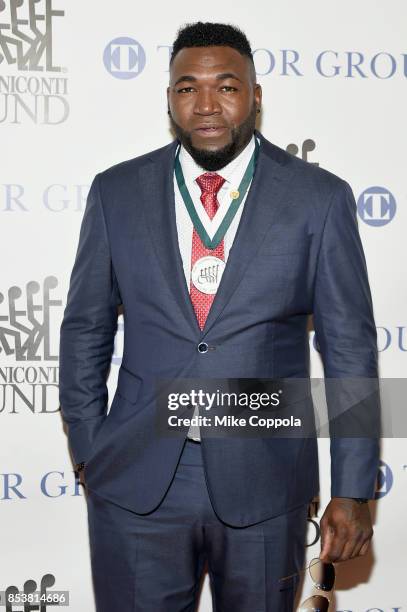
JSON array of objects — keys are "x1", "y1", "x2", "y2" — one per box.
[{"x1": 191, "y1": 256, "x2": 226, "y2": 294}]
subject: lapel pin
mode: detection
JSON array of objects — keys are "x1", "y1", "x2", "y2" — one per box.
[{"x1": 230, "y1": 190, "x2": 240, "y2": 200}]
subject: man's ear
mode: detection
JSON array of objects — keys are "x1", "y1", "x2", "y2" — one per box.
[
  {"x1": 166, "y1": 86, "x2": 170, "y2": 114},
  {"x1": 254, "y1": 83, "x2": 262, "y2": 112}
]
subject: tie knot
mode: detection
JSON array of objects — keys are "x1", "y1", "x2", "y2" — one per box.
[{"x1": 196, "y1": 172, "x2": 225, "y2": 196}]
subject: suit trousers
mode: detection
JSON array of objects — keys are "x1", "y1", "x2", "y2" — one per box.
[{"x1": 85, "y1": 438, "x2": 309, "y2": 612}]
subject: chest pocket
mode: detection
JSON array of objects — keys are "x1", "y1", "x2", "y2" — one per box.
[{"x1": 256, "y1": 236, "x2": 311, "y2": 281}]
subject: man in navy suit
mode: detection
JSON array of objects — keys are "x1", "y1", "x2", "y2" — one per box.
[{"x1": 59, "y1": 22, "x2": 380, "y2": 611}]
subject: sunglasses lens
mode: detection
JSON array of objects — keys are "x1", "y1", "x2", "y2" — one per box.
[
  {"x1": 309, "y1": 558, "x2": 335, "y2": 591},
  {"x1": 299, "y1": 595, "x2": 330, "y2": 612}
]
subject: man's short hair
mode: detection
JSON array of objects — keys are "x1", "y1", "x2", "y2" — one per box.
[{"x1": 170, "y1": 21, "x2": 254, "y2": 70}]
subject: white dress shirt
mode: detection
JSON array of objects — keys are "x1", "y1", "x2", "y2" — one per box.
[{"x1": 173, "y1": 134, "x2": 258, "y2": 440}]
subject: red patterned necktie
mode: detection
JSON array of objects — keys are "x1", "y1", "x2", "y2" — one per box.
[{"x1": 190, "y1": 172, "x2": 226, "y2": 330}]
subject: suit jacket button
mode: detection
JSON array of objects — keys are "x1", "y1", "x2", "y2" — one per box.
[{"x1": 197, "y1": 342, "x2": 208, "y2": 354}]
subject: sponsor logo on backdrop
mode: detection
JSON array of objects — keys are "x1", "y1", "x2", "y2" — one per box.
[
  {"x1": 0, "y1": 275, "x2": 122, "y2": 417},
  {"x1": 0, "y1": 276, "x2": 61, "y2": 414},
  {"x1": 0, "y1": 183, "x2": 90, "y2": 211},
  {"x1": 286, "y1": 139, "x2": 319, "y2": 165},
  {"x1": 306, "y1": 499, "x2": 321, "y2": 547},
  {"x1": 0, "y1": 573, "x2": 68, "y2": 609},
  {"x1": 1, "y1": 470, "x2": 83, "y2": 500},
  {"x1": 312, "y1": 327, "x2": 406, "y2": 353},
  {"x1": 103, "y1": 36, "x2": 146, "y2": 79},
  {"x1": 357, "y1": 186, "x2": 397, "y2": 226},
  {"x1": 306, "y1": 516, "x2": 320, "y2": 547},
  {"x1": 0, "y1": 0, "x2": 68, "y2": 124},
  {"x1": 252, "y1": 49, "x2": 407, "y2": 79},
  {"x1": 157, "y1": 45, "x2": 407, "y2": 80},
  {"x1": 376, "y1": 327, "x2": 406, "y2": 352},
  {"x1": 111, "y1": 43, "x2": 407, "y2": 79},
  {"x1": 375, "y1": 460, "x2": 393, "y2": 499}
]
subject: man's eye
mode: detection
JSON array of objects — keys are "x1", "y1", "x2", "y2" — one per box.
[
  {"x1": 221, "y1": 86, "x2": 238, "y2": 92},
  {"x1": 177, "y1": 87, "x2": 195, "y2": 93}
]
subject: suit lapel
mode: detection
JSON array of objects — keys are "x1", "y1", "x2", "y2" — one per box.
[
  {"x1": 200, "y1": 131, "x2": 295, "y2": 338},
  {"x1": 141, "y1": 141, "x2": 201, "y2": 334}
]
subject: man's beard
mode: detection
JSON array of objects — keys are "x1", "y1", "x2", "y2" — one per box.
[{"x1": 169, "y1": 105, "x2": 257, "y2": 171}]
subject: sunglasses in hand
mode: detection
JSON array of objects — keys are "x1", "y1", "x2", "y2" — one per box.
[{"x1": 279, "y1": 557, "x2": 335, "y2": 611}]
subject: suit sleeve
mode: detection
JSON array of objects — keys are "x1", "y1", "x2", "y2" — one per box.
[
  {"x1": 313, "y1": 179, "x2": 381, "y2": 499},
  {"x1": 59, "y1": 173, "x2": 121, "y2": 465}
]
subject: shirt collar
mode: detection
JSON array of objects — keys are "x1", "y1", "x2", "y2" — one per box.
[{"x1": 178, "y1": 134, "x2": 256, "y2": 186}]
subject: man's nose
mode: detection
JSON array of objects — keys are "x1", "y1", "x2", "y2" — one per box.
[{"x1": 193, "y1": 89, "x2": 221, "y2": 115}]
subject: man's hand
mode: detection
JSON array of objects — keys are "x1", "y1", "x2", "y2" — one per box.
[{"x1": 319, "y1": 497, "x2": 373, "y2": 563}]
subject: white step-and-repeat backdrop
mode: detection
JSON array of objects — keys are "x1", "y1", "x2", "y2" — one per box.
[{"x1": 1, "y1": 1, "x2": 405, "y2": 610}]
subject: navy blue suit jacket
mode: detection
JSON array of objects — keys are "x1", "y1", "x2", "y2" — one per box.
[{"x1": 59, "y1": 130, "x2": 380, "y2": 527}]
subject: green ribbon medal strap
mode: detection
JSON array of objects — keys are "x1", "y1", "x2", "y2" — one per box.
[{"x1": 174, "y1": 137, "x2": 260, "y2": 250}]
